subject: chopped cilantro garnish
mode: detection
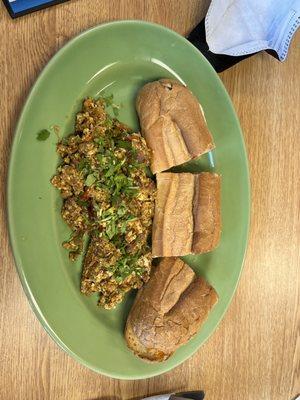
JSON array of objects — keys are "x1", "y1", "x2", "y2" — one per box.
[
  {"x1": 85, "y1": 173, "x2": 97, "y2": 186},
  {"x1": 77, "y1": 199, "x2": 89, "y2": 207},
  {"x1": 103, "y1": 94, "x2": 114, "y2": 106},
  {"x1": 37, "y1": 129, "x2": 51, "y2": 141},
  {"x1": 105, "y1": 165, "x2": 116, "y2": 178},
  {"x1": 106, "y1": 220, "x2": 117, "y2": 239},
  {"x1": 78, "y1": 158, "x2": 89, "y2": 171},
  {"x1": 112, "y1": 106, "x2": 119, "y2": 116},
  {"x1": 117, "y1": 140, "x2": 131, "y2": 149}
]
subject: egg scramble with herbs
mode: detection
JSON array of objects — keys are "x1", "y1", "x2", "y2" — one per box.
[{"x1": 51, "y1": 97, "x2": 156, "y2": 309}]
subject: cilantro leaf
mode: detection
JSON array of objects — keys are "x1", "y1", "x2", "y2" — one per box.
[
  {"x1": 103, "y1": 94, "x2": 114, "y2": 107},
  {"x1": 37, "y1": 129, "x2": 51, "y2": 141},
  {"x1": 117, "y1": 140, "x2": 131, "y2": 150},
  {"x1": 77, "y1": 158, "x2": 90, "y2": 172},
  {"x1": 113, "y1": 106, "x2": 119, "y2": 116},
  {"x1": 106, "y1": 220, "x2": 117, "y2": 239},
  {"x1": 85, "y1": 174, "x2": 96, "y2": 187}
]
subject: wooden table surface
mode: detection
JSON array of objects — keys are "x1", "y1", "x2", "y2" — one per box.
[{"x1": 0, "y1": 1, "x2": 299, "y2": 399}]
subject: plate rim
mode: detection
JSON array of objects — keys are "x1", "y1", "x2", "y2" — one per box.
[{"x1": 7, "y1": 19, "x2": 251, "y2": 379}]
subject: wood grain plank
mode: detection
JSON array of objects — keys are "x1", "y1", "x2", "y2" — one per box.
[
  {"x1": 0, "y1": 1, "x2": 299, "y2": 399},
  {"x1": 0, "y1": 3, "x2": 56, "y2": 400}
]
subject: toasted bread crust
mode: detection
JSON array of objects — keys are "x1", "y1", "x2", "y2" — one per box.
[
  {"x1": 152, "y1": 172, "x2": 221, "y2": 257},
  {"x1": 136, "y1": 79, "x2": 215, "y2": 174},
  {"x1": 192, "y1": 172, "x2": 221, "y2": 253},
  {"x1": 125, "y1": 258, "x2": 218, "y2": 361}
]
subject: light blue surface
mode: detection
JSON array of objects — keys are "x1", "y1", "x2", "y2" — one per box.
[{"x1": 206, "y1": 0, "x2": 300, "y2": 60}]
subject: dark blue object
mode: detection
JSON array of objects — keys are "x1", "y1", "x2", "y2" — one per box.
[{"x1": 3, "y1": 0, "x2": 69, "y2": 18}]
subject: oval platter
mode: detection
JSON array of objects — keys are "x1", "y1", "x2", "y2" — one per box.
[{"x1": 7, "y1": 21, "x2": 250, "y2": 379}]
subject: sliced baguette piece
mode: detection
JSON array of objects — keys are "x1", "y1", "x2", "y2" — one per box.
[
  {"x1": 125, "y1": 258, "x2": 218, "y2": 362},
  {"x1": 152, "y1": 172, "x2": 221, "y2": 257},
  {"x1": 136, "y1": 79, "x2": 215, "y2": 174},
  {"x1": 151, "y1": 173, "x2": 194, "y2": 257},
  {"x1": 192, "y1": 172, "x2": 221, "y2": 254}
]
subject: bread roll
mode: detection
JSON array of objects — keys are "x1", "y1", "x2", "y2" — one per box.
[
  {"x1": 136, "y1": 79, "x2": 215, "y2": 174},
  {"x1": 152, "y1": 172, "x2": 221, "y2": 257},
  {"x1": 125, "y1": 258, "x2": 218, "y2": 362}
]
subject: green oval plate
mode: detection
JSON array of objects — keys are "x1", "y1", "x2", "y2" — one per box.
[{"x1": 8, "y1": 21, "x2": 250, "y2": 379}]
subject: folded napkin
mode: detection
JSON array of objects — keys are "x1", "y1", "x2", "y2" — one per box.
[{"x1": 206, "y1": 0, "x2": 300, "y2": 60}]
